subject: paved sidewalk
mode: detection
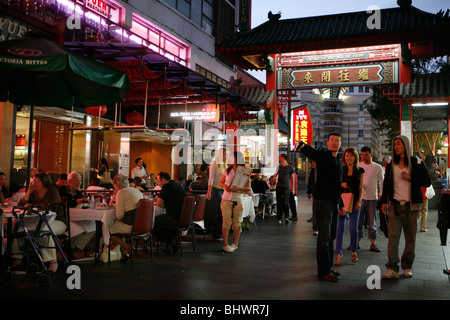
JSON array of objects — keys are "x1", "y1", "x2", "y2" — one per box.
[{"x1": 1, "y1": 189, "x2": 449, "y2": 305}]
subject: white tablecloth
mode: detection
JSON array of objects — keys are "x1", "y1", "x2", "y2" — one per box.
[
  {"x1": 241, "y1": 196, "x2": 255, "y2": 223},
  {"x1": 154, "y1": 206, "x2": 166, "y2": 217},
  {"x1": 1, "y1": 208, "x2": 56, "y2": 255},
  {"x1": 69, "y1": 207, "x2": 116, "y2": 245}
]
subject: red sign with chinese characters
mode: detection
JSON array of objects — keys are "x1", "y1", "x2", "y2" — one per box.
[{"x1": 291, "y1": 106, "x2": 312, "y2": 150}]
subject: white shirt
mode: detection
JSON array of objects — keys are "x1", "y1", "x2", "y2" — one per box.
[
  {"x1": 115, "y1": 187, "x2": 143, "y2": 220},
  {"x1": 131, "y1": 166, "x2": 148, "y2": 185},
  {"x1": 359, "y1": 161, "x2": 384, "y2": 200},
  {"x1": 393, "y1": 164, "x2": 411, "y2": 202}
]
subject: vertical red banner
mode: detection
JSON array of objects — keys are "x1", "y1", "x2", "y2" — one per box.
[{"x1": 291, "y1": 106, "x2": 312, "y2": 150}]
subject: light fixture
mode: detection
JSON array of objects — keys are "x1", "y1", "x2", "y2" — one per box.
[{"x1": 411, "y1": 102, "x2": 448, "y2": 106}]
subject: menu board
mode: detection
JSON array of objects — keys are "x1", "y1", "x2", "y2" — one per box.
[{"x1": 230, "y1": 166, "x2": 252, "y2": 188}]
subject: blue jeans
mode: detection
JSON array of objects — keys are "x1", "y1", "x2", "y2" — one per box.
[{"x1": 336, "y1": 209, "x2": 361, "y2": 254}]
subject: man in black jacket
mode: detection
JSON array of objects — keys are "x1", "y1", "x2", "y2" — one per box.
[{"x1": 295, "y1": 133, "x2": 346, "y2": 282}]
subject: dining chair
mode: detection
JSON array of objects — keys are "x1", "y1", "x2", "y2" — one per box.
[
  {"x1": 117, "y1": 198, "x2": 155, "y2": 266},
  {"x1": 253, "y1": 193, "x2": 268, "y2": 219},
  {"x1": 162, "y1": 195, "x2": 196, "y2": 256},
  {"x1": 193, "y1": 194, "x2": 207, "y2": 247}
]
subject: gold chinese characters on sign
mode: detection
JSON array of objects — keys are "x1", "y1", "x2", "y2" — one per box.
[{"x1": 280, "y1": 62, "x2": 398, "y2": 89}]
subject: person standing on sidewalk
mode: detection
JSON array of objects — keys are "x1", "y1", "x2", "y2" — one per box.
[
  {"x1": 358, "y1": 146, "x2": 384, "y2": 253},
  {"x1": 219, "y1": 151, "x2": 251, "y2": 253},
  {"x1": 288, "y1": 170, "x2": 298, "y2": 221},
  {"x1": 380, "y1": 135, "x2": 431, "y2": 279},
  {"x1": 206, "y1": 148, "x2": 228, "y2": 241},
  {"x1": 335, "y1": 148, "x2": 364, "y2": 265},
  {"x1": 274, "y1": 154, "x2": 295, "y2": 225},
  {"x1": 295, "y1": 133, "x2": 346, "y2": 282}
]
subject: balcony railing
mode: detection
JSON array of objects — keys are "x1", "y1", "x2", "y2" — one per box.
[
  {"x1": 323, "y1": 107, "x2": 343, "y2": 114},
  {"x1": 323, "y1": 120, "x2": 343, "y2": 128}
]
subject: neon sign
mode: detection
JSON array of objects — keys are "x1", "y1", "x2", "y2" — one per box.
[{"x1": 291, "y1": 106, "x2": 312, "y2": 150}]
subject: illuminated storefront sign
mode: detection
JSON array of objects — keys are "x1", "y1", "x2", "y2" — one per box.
[
  {"x1": 150, "y1": 103, "x2": 220, "y2": 123},
  {"x1": 76, "y1": 0, "x2": 111, "y2": 18},
  {"x1": 291, "y1": 106, "x2": 312, "y2": 150},
  {"x1": 0, "y1": 16, "x2": 31, "y2": 41},
  {"x1": 279, "y1": 61, "x2": 399, "y2": 89},
  {"x1": 239, "y1": 0, "x2": 251, "y2": 31}
]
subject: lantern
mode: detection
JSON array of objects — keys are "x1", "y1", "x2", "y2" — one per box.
[
  {"x1": 85, "y1": 106, "x2": 107, "y2": 117},
  {"x1": 126, "y1": 111, "x2": 144, "y2": 125}
]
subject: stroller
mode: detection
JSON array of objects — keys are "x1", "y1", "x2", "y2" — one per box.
[{"x1": 1, "y1": 203, "x2": 69, "y2": 287}]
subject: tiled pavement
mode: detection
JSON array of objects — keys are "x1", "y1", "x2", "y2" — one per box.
[{"x1": 1, "y1": 187, "x2": 449, "y2": 307}]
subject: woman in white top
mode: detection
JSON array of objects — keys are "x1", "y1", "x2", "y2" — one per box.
[
  {"x1": 219, "y1": 151, "x2": 250, "y2": 253},
  {"x1": 206, "y1": 148, "x2": 227, "y2": 240},
  {"x1": 109, "y1": 174, "x2": 143, "y2": 260},
  {"x1": 380, "y1": 135, "x2": 431, "y2": 279}
]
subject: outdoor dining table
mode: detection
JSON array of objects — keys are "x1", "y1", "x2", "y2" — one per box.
[
  {"x1": 69, "y1": 206, "x2": 116, "y2": 263},
  {"x1": 241, "y1": 195, "x2": 255, "y2": 223}
]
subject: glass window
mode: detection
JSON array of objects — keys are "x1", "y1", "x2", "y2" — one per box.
[
  {"x1": 202, "y1": 16, "x2": 213, "y2": 33},
  {"x1": 203, "y1": 0, "x2": 213, "y2": 19},
  {"x1": 132, "y1": 14, "x2": 190, "y2": 66},
  {"x1": 165, "y1": 0, "x2": 177, "y2": 7},
  {"x1": 178, "y1": 0, "x2": 191, "y2": 18},
  {"x1": 358, "y1": 130, "x2": 365, "y2": 137},
  {"x1": 191, "y1": 0, "x2": 202, "y2": 26},
  {"x1": 358, "y1": 104, "x2": 365, "y2": 111}
]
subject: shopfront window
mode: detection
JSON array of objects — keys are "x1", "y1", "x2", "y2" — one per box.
[{"x1": 240, "y1": 135, "x2": 265, "y2": 170}]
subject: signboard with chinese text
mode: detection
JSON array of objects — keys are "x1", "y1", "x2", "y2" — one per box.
[
  {"x1": 291, "y1": 106, "x2": 312, "y2": 150},
  {"x1": 278, "y1": 44, "x2": 400, "y2": 68},
  {"x1": 279, "y1": 61, "x2": 398, "y2": 89}
]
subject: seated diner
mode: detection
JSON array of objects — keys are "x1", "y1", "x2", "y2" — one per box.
[
  {"x1": 13, "y1": 173, "x2": 65, "y2": 273},
  {"x1": 109, "y1": 174, "x2": 143, "y2": 261}
]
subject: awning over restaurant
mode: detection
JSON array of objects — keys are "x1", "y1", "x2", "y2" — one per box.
[{"x1": 64, "y1": 42, "x2": 263, "y2": 112}]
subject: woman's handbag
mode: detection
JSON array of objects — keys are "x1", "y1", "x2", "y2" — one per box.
[
  {"x1": 341, "y1": 193, "x2": 353, "y2": 212},
  {"x1": 425, "y1": 185, "x2": 435, "y2": 199}
]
